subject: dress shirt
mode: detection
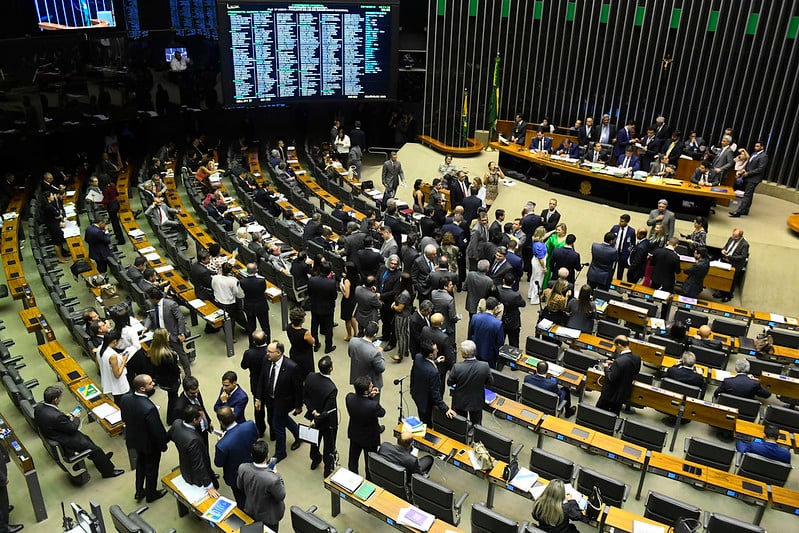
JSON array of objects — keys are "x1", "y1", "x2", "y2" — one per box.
[{"x1": 212, "y1": 275, "x2": 241, "y2": 305}]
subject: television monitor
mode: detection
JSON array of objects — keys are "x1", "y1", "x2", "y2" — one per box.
[
  {"x1": 217, "y1": 0, "x2": 399, "y2": 107},
  {"x1": 35, "y1": 0, "x2": 117, "y2": 31},
  {"x1": 171, "y1": 0, "x2": 218, "y2": 39},
  {"x1": 165, "y1": 47, "x2": 189, "y2": 63}
]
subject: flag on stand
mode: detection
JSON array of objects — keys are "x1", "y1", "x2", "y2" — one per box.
[
  {"x1": 461, "y1": 88, "x2": 469, "y2": 145},
  {"x1": 488, "y1": 55, "x2": 500, "y2": 142}
]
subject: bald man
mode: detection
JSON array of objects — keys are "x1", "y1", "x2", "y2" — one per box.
[{"x1": 692, "y1": 325, "x2": 723, "y2": 351}]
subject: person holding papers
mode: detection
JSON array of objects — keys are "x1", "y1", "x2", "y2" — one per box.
[
  {"x1": 615, "y1": 146, "x2": 640, "y2": 174},
  {"x1": 237, "y1": 440, "x2": 286, "y2": 532},
  {"x1": 554, "y1": 138, "x2": 579, "y2": 158},
  {"x1": 168, "y1": 405, "x2": 219, "y2": 499},
  {"x1": 531, "y1": 479, "x2": 583, "y2": 533}
]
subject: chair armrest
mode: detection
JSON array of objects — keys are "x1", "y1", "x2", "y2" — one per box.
[
  {"x1": 24, "y1": 379, "x2": 39, "y2": 390},
  {"x1": 61, "y1": 447, "x2": 94, "y2": 464},
  {"x1": 306, "y1": 505, "x2": 318, "y2": 513},
  {"x1": 511, "y1": 443, "x2": 524, "y2": 460},
  {"x1": 133, "y1": 505, "x2": 150, "y2": 515},
  {"x1": 622, "y1": 483, "x2": 630, "y2": 502},
  {"x1": 613, "y1": 418, "x2": 623, "y2": 433},
  {"x1": 454, "y1": 491, "x2": 469, "y2": 511},
  {"x1": 519, "y1": 521, "x2": 530, "y2": 533}
]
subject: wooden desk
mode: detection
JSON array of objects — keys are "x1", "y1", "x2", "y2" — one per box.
[
  {"x1": 538, "y1": 415, "x2": 595, "y2": 450},
  {"x1": 484, "y1": 394, "x2": 544, "y2": 431},
  {"x1": 19, "y1": 306, "x2": 43, "y2": 332},
  {"x1": 682, "y1": 397, "x2": 737, "y2": 431},
  {"x1": 600, "y1": 505, "x2": 669, "y2": 533},
  {"x1": 609, "y1": 279, "x2": 671, "y2": 305},
  {"x1": 628, "y1": 338, "x2": 665, "y2": 369},
  {"x1": 751, "y1": 310, "x2": 799, "y2": 331},
  {"x1": 588, "y1": 432, "x2": 648, "y2": 469},
  {"x1": 544, "y1": 325, "x2": 616, "y2": 358},
  {"x1": 769, "y1": 486, "x2": 799, "y2": 517},
  {"x1": 162, "y1": 469, "x2": 254, "y2": 532},
  {"x1": 0, "y1": 412, "x2": 47, "y2": 521},
  {"x1": 685, "y1": 327, "x2": 738, "y2": 354},
  {"x1": 503, "y1": 354, "x2": 585, "y2": 391},
  {"x1": 323, "y1": 468, "x2": 466, "y2": 533},
  {"x1": 606, "y1": 300, "x2": 651, "y2": 327},
  {"x1": 735, "y1": 419, "x2": 795, "y2": 451},
  {"x1": 67, "y1": 378, "x2": 124, "y2": 437},
  {"x1": 38, "y1": 341, "x2": 87, "y2": 385},
  {"x1": 759, "y1": 371, "x2": 799, "y2": 400},
  {"x1": 673, "y1": 295, "x2": 752, "y2": 323},
  {"x1": 675, "y1": 261, "x2": 734, "y2": 293}
]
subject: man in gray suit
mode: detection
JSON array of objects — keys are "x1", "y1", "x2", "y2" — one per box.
[
  {"x1": 730, "y1": 141, "x2": 769, "y2": 217},
  {"x1": 711, "y1": 134, "x2": 735, "y2": 180},
  {"x1": 237, "y1": 440, "x2": 286, "y2": 531},
  {"x1": 646, "y1": 199, "x2": 675, "y2": 239},
  {"x1": 464, "y1": 260, "x2": 496, "y2": 319},
  {"x1": 144, "y1": 287, "x2": 191, "y2": 374},
  {"x1": 381, "y1": 151, "x2": 404, "y2": 203},
  {"x1": 447, "y1": 340, "x2": 492, "y2": 424},
  {"x1": 431, "y1": 278, "x2": 460, "y2": 348},
  {"x1": 348, "y1": 321, "x2": 386, "y2": 393}
]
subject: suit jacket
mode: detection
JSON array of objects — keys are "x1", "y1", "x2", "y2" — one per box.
[
  {"x1": 598, "y1": 351, "x2": 641, "y2": 409},
  {"x1": 664, "y1": 139, "x2": 685, "y2": 166},
  {"x1": 354, "y1": 285, "x2": 381, "y2": 326},
  {"x1": 214, "y1": 386, "x2": 249, "y2": 424},
  {"x1": 714, "y1": 374, "x2": 770, "y2": 400},
  {"x1": 410, "y1": 357, "x2": 448, "y2": 414},
  {"x1": 690, "y1": 167, "x2": 720, "y2": 186},
  {"x1": 448, "y1": 178, "x2": 470, "y2": 207},
  {"x1": 144, "y1": 298, "x2": 187, "y2": 342},
  {"x1": 420, "y1": 326, "x2": 455, "y2": 370},
  {"x1": 431, "y1": 289, "x2": 458, "y2": 334},
  {"x1": 650, "y1": 247, "x2": 681, "y2": 291},
  {"x1": 169, "y1": 421, "x2": 214, "y2": 487},
  {"x1": 377, "y1": 266, "x2": 402, "y2": 303},
  {"x1": 498, "y1": 286, "x2": 526, "y2": 330},
  {"x1": 550, "y1": 246, "x2": 582, "y2": 284},
  {"x1": 462, "y1": 195, "x2": 483, "y2": 224},
  {"x1": 540, "y1": 209, "x2": 561, "y2": 232},
  {"x1": 529, "y1": 136, "x2": 553, "y2": 153},
  {"x1": 489, "y1": 259, "x2": 513, "y2": 285},
  {"x1": 665, "y1": 365, "x2": 705, "y2": 391},
  {"x1": 610, "y1": 224, "x2": 635, "y2": 264},
  {"x1": 577, "y1": 124, "x2": 597, "y2": 147},
  {"x1": 241, "y1": 345, "x2": 268, "y2": 396},
  {"x1": 721, "y1": 237, "x2": 749, "y2": 270},
  {"x1": 118, "y1": 392, "x2": 168, "y2": 454},
  {"x1": 126, "y1": 265, "x2": 145, "y2": 285},
  {"x1": 711, "y1": 146, "x2": 735, "y2": 175},
  {"x1": 350, "y1": 128, "x2": 366, "y2": 148},
  {"x1": 510, "y1": 120, "x2": 528, "y2": 144},
  {"x1": 585, "y1": 148, "x2": 609, "y2": 164},
  {"x1": 382, "y1": 159, "x2": 404, "y2": 191},
  {"x1": 613, "y1": 127, "x2": 633, "y2": 157},
  {"x1": 587, "y1": 243, "x2": 619, "y2": 288},
  {"x1": 33, "y1": 403, "x2": 95, "y2": 454},
  {"x1": 524, "y1": 373, "x2": 560, "y2": 396},
  {"x1": 597, "y1": 123, "x2": 617, "y2": 144},
  {"x1": 441, "y1": 222, "x2": 466, "y2": 249},
  {"x1": 646, "y1": 208, "x2": 675, "y2": 239},
  {"x1": 506, "y1": 252, "x2": 524, "y2": 289},
  {"x1": 214, "y1": 421, "x2": 258, "y2": 488},
  {"x1": 303, "y1": 372, "x2": 338, "y2": 429},
  {"x1": 346, "y1": 393, "x2": 385, "y2": 448},
  {"x1": 464, "y1": 271, "x2": 496, "y2": 314},
  {"x1": 378, "y1": 442, "x2": 426, "y2": 475},
  {"x1": 239, "y1": 275, "x2": 268, "y2": 311},
  {"x1": 681, "y1": 259, "x2": 709, "y2": 297},
  {"x1": 190, "y1": 262, "x2": 214, "y2": 301},
  {"x1": 468, "y1": 312, "x2": 505, "y2": 365},
  {"x1": 348, "y1": 337, "x2": 386, "y2": 388},
  {"x1": 555, "y1": 142, "x2": 580, "y2": 159},
  {"x1": 744, "y1": 150, "x2": 769, "y2": 183},
  {"x1": 306, "y1": 275, "x2": 337, "y2": 315},
  {"x1": 256, "y1": 357, "x2": 303, "y2": 415},
  {"x1": 170, "y1": 390, "x2": 212, "y2": 429},
  {"x1": 616, "y1": 153, "x2": 640, "y2": 172},
  {"x1": 418, "y1": 216, "x2": 438, "y2": 238},
  {"x1": 412, "y1": 255, "x2": 435, "y2": 298},
  {"x1": 356, "y1": 248, "x2": 383, "y2": 280},
  {"x1": 409, "y1": 311, "x2": 430, "y2": 358},
  {"x1": 85, "y1": 224, "x2": 113, "y2": 262},
  {"x1": 448, "y1": 358, "x2": 492, "y2": 411}
]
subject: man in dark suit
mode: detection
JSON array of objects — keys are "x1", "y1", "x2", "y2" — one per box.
[
  {"x1": 306, "y1": 263, "x2": 338, "y2": 353},
  {"x1": 0, "y1": 438, "x2": 21, "y2": 533},
  {"x1": 587, "y1": 232, "x2": 619, "y2": 291},
  {"x1": 609, "y1": 214, "x2": 634, "y2": 280},
  {"x1": 505, "y1": 240, "x2": 524, "y2": 290},
  {"x1": 626, "y1": 228, "x2": 651, "y2": 283},
  {"x1": 498, "y1": 273, "x2": 526, "y2": 348},
  {"x1": 410, "y1": 342, "x2": 456, "y2": 425},
  {"x1": 303, "y1": 355, "x2": 338, "y2": 477},
  {"x1": 509, "y1": 113, "x2": 527, "y2": 145},
  {"x1": 613, "y1": 120, "x2": 635, "y2": 158},
  {"x1": 350, "y1": 121, "x2": 366, "y2": 148},
  {"x1": 168, "y1": 405, "x2": 218, "y2": 497},
  {"x1": 408, "y1": 301, "x2": 432, "y2": 361},
  {"x1": 664, "y1": 351, "x2": 705, "y2": 394},
  {"x1": 412, "y1": 245, "x2": 438, "y2": 301},
  {"x1": 663, "y1": 131, "x2": 685, "y2": 168},
  {"x1": 346, "y1": 376, "x2": 385, "y2": 477},
  {"x1": 378, "y1": 431, "x2": 434, "y2": 476},
  {"x1": 239, "y1": 263, "x2": 271, "y2": 340},
  {"x1": 421, "y1": 313, "x2": 456, "y2": 391},
  {"x1": 144, "y1": 287, "x2": 191, "y2": 374},
  {"x1": 636, "y1": 126, "x2": 662, "y2": 170},
  {"x1": 554, "y1": 138, "x2": 580, "y2": 158},
  {"x1": 468, "y1": 298, "x2": 505, "y2": 369},
  {"x1": 34, "y1": 385, "x2": 123, "y2": 479},
  {"x1": 596, "y1": 336, "x2": 641, "y2": 415},
  {"x1": 418, "y1": 206, "x2": 438, "y2": 238},
  {"x1": 680, "y1": 247, "x2": 709, "y2": 298},
  {"x1": 85, "y1": 217, "x2": 114, "y2": 274},
  {"x1": 214, "y1": 406, "x2": 258, "y2": 506},
  {"x1": 549, "y1": 234, "x2": 583, "y2": 285},
  {"x1": 540, "y1": 198, "x2": 561, "y2": 232},
  {"x1": 448, "y1": 171, "x2": 470, "y2": 207},
  {"x1": 355, "y1": 236, "x2": 383, "y2": 282},
  {"x1": 171, "y1": 376, "x2": 213, "y2": 445},
  {"x1": 240, "y1": 330, "x2": 268, "y2": 436},
  {"x1": 650, "y1": 237, "x2": 681, "y2": 292},
  {"x1": 577, "y1": 116, "x2": 597, "y2": 148},
  {"x1": 597, "y1": 114, "x2": 617, "y2": 145},
  {"x1": 126, "y1": 256, "x2": 147, "y2": 286},
  {"x1": 615, "y1": 145, "x2": 640, "y2": 174},
  {"x1": 713, "y1": 359, "x2": 771, "y2": 400},
  {"x1": 730, "y1": 141, "x2": 768, "y2": 217},
  {"x1": 716, "y1": 228, "x2": 749, "y2": 302},
  {"x1": 255, "y1": 342, "x2": 303, "y2": 463},
  {"x1": 524, "y1": 361, "x2": 576, "y2": 418},
  {"x1": 214, "y1": 371, "x2": 249, "y2": 424},
  {"x1": 462, "y1": 187, "x2": 483, "y2": 225},
  {"x1": 377, "y1": 255, "x2": 402, "y2": 351},
  {"x1": 190, "y1": 250, "x2": 214, "y2": 301},
  {"x1": 489, "y1": 247, "x2": 513, "y2": 286},
  {"x1": 692, "y1": 325, "x2": 723, "y2": 351},
  {"x1": 528, "y1": 130, "x2": 553, "y2": 153},
  {"x1": 118, "y1": 375, "x2": 169, "y2": 502},
  {"x1": 447, "y1": 340, "x2": 492, "y2": 424},
  {"x1": 584, "y1": 142, "x2": 609, "y2": 164},
  {"x1": 381, "y1": 151, "x2": 404, "y2": 202}
]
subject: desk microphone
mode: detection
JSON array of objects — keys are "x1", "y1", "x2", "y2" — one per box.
[{"x1": 393, "y1": 375, "x2": 408, "y2": 385}]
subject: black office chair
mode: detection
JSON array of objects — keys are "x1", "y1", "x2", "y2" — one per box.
[
  {"x1": 716, "y1": 393, "x2": 761, "y2": 422},
  {"x1": 575, "y1": 404, "x2": 619, "y2": 436},
  {"x1": 488, "y1": 369, "x2": 520, "y2": 401},
  {"x1": 432, "y1": 408, "x2": 470, "y2": 443},
  {"x1": 471, "y1": 502, "x2": 529, "y2": 533},
  {"x1": 683, "y1": 436, "x2": 735, "y2": 471},
  {"x1": 525, "y1": 336, "x2": 560, "y2": 362},
  {"x1": 660, "y1": 377, "x2": 703, "y2": 399},
  {"x1": 574, "y1": 466, "x2": 629, "y2": 507},
  {"x1": 746, "y1": 357, "x2": 783, "y2": 378},
  {"x1": 472, "y1": 424, "x2": 523, "y2": 464},
  {"x1": 691, "y1": 345, "x2": 728, "y2": 370},
  {"x1": 411, "y1": 474, "x2": 468, "y2": 525},
  {"x1": 520, "y1": 383, "x2": 564, "y2": 416},
  {"x1": 596, "y1": 320, "x2": 630, "y2": 340},
  {"x1": 674, "y1": 309, "x2": 709, "y2": 328},
  {"x1": 643, "y1": 491, "x2": 701, "y2": 527},
  {"x1": 290, "y1": 505, "x2": 351, "y2": 533},
  {"x1": 711, "y1": 318, "x2": 748, "y2": 338},
  {"x1": 648, "y1": 335, "x2": 685, "y2": 357},
  {"x1": 529, "y1": 448, "x2": 575, "y2": 482},
  {"x1": 704, "y1": 512, "x2": 764, "y2": 533},
  {"x1": 561, "y1": 348, "x2": 599, "y2": 374},
  {"x1": 769, "y1": 327, "x2": 799, "y2": 349},
  {"x1": 367, "y1": 452, "x2": 409, "y2": 500},
  {"x1": 109, "y1": 504, "x2": 175, "y2": 533},
  {"x1": 619, "y1": 418, "x2": 667, "y2": 452},
  {"x1": 761, "y1": 404, "x2": 799, "y2": 433},
  {"x1": 635, "y1": 371, "x2": 656, "y2": 385},
  {"x1": 736, "y1": 452, "x2": 792, "y2": 487}
]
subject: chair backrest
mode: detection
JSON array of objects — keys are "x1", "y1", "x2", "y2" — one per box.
[
  {"x1": 562, "y1": 348, "x2": 599, "y2": 373},
  {"x1": 737, "y1": 452, "x2": 792, "y2": 486},
  {"x1": 643, "y1": 491, "x2": 701, "y2": 526},
  {"x1": 635, "y1": 372, "x2": 656, "y2": 385},
  {"x1": 471, "y1": 502, "x2": 520, "y2": 533},
  {"x1": 367, "y1": 452, "x2": 409, "y2": 500},
  {"x1": 596, "y1": 320, "x2": 630, "y2": 340},
  {"x1": 290, "y1": 505, "x2": 337, "y2": 533},
  {"x1": 411, "y1": 473, "x2": 458, "y2": 524},
  {"x1": 711, "y1": 318, "x2": 748, "y2": 338},
  {"x1": 705, "y1": 512, "x2": 765, "y2": 533},
  {"x1": 746, "y1": 357, "x2": 783, "y2": 377},
  {"x1": 691, "y1": 345, "x2": 727, "y2": 370},
  {"x1": 488, "y1": 369, "x2": 519, "y2": 401},
  {"x1": 716, "y1": 393, "x2": 761, "y2": 422},
  {"x1": 620, "y1": 418, "x2": 667, "y2": 452},
  {"x1": 574, "y1": 467, "x2": 629, "y2": 507},
  {"x1": 529, "y1": 447, "x2": 575, "y2": 481},
  {"x1": 683, "y1": 436, "x2": 735, "y2": 471},
  {"x1": 648, "y1": 335, "x2": 685, "y2": 357},
  {"x1": 628, "y1": 298, "x2": 659, "y2": 317},
  {"x1": 674, "y1": 309, "x2": 709, "y2": 327},
  {"x1": 769, "y1": 327, "x2": 799, "y2": 349},
  {"x1": 660, "y1": 377, "x2": 702, "y2": 399},
  {"x1": 762, "y1": 404, "x2": 799, "y2": 433},
  {"x1": 525, "y1": 336, "x2": 560, "y2": 362},
  {"x1": 473, "y1": 424, "x2": 513, "y2": 463},
  {"x1": 575, "y1": 404, "x2": 618, "y2": 436},
  {"x1": 432, "y1": 409, "x2": 470, "y2": 443},
  {"x1": 521, "y1": 383, "x2": 560, "y2": 416},
  {"x1": 110, "y1": 504, "x2": 147, "y2": 533}
]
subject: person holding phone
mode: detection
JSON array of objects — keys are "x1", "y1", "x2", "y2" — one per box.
[{"x1": 237, "y1": 439, "x2": 286, "y2": 531}]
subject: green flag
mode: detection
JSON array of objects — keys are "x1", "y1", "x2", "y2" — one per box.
[
  {"x1": 488, "y1": 55, "x2": 500, "y2": 142},
  {"x1": 461, "y1": 88, "x2": 469, "y2": 145}
]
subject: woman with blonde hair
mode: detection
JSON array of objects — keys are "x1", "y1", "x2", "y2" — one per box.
[
  {"x1": 146, "y1": 327, "x2": 182, "y2": 422},
  {"x1": 528, "y1": 226, "x2": 548, "y2": 304},
  {"x1": 531, "y1": 479, "x2": 583, "y2": 533},
  {"x1": 541, "y1": 279, "x2": 571, "y2": 325}
]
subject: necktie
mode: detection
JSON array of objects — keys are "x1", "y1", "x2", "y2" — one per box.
[
  {"x1": 157, "y1": 302, "x2": 164, "y2": 328},
  {"x1": 158, "y1": 207, "x2": 163, "y2": 222},
  {"x1": 593, "y1": 152, "x2": 598, "y2": 162},
  {"x1": 492, "y1": 261, "x2": 500, "y2": 275},
  {"x1": 268, "y1": 362, "x2": 277, "y2": 397},
  {"x1": 666, "y1": 142, "x2": 676, "y2": 156},
  {"x1": 617, "y1": 227, "x2": 626, "y2": 253},
  {"x1": 461, "y1": 181, "x2": 467, "y2": 196},
  {"x1": 428, "y1": 260, "x2": 434, "y2": 272},
  {"x1": 380, "y1": 269, "x2": 389, "y2": 291}
]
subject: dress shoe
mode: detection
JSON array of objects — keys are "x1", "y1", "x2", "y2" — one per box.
[
  {"x1": 712, "y1": 291, "x2": 723, "y2": 298},
  {"x1": 384, "y1": 343, "x2": 396, "y2": 352},
  {"x1": 106, "y1": 451, "x2": 114, "y2": 461},
  {"x1": 103, "y1": 469, "x2": 125, "y2": 478},
  {"x1": 728, "y1": 212, "x2": 741, "y2": 217},
  {"x1": 134, "y1": 492, "x2": 145, "y2": 502},
  {"x1": 310, "y1": 460, "x2": 321, "y2": 470},
  {"x1": 314, "y1": 343, "x2": 321, "y2": 352},
  {"x1": 146, "y1": 489, "x2": 168, "y2": 502},
  {"x1": 291, "y1": 440, "x2": 303, "y2": 451},
  {"x1": 392, "y1": 354, "x2": 402, "y2": 363},
  {"x1": 324, "y1": 345, "x2": 337, "y2": 354},
  {"x1": 564, "y1": 406, "x2": 577, "y2": 418},
  {"x1": 7, "y1": 524, "x2": 23, "y2": 533}
]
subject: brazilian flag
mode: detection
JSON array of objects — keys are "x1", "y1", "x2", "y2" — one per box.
[
  {"x1": 488, "y1": 55, "x2": 500, "y2": 142},
  {"x1": 461, "y1": 88, "x2": 469, "y2": 146}
]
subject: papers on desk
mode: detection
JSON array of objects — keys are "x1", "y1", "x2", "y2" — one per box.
[
  {"x1": 353, "y1": 481, "x2": 376, "y2": 500},
  {"x1": 648, "y1": 318, "x2": 666, "y2": 331},
  {"x1": 397, "y1": 506, "x2": 435, "y2": 531},
  {"x1": 770, "y1": 313, "x2": 786, "y2": 323},
  {"x1": 366, "y1": 189, "x2": 382, "y2": 198},
  {"x1": 509, "y1": 467, "x2": 539, "y2": 493},
  {"x1": 498, "y1": 134, "x2": 510, "y2": 145},
  {"x1": 63, "y1": 221, "x2": 81, "y2": 238},
  {"x1": 202, "y1": 496, "x2": 237, "y2": 523},
  {"x1": 529, "y1": 484, "x2": 548, "y2": 500},
  {"x1": 330, "y1": 468, "x2": 364, "y2": 492},
  {"x1": 265, "y1": 287, "x2": 283, "y2": 299},
  {"x1": 91, "y1": 402, "x2": 122, "y2": 425},
  {"x1": 139, "y1": 331, "x2": 153, "y2": 344},
  {"x1": 663, "y1": 178, "x2": 683, "y2": 186},
  {"x1": 138, "y1": 246, "x2": 156, "y2": 254},
  {"x1": 676, "y1": 296, "x2": 697, "y2": 305},
  {"x1": 551, "y1": 155, "x2": 579, "y2": 163},
  {"x1": 144, "y1": 252, "x2": 161, "y2": 261},
  {"x1": 632, "y1": 170, "x2": 648, "y2": 181},
  {"x1": 554, "y1": 326, "x2": 580, "y2": 340},
  {"x1": 155, "y1": 265, "x2": 173, "y2": 274},
  {"x1": 610, "y1": 300, "x2": 649, "y2": 314},
  {"x1": 172, "y1": 474, "x2": 210, "y2": 505},
  {"x1": 633, "y1": 520, "x2": 666, "y2": 533},
  {"x1": 298, "y1": 424, "x2": 319, "y2": 445},
  {"x1": 287, "y1": 146, "x2": 296, "y2": 151},
  {"x1": 228, "y1": 206, "x2": 243, "y2": 213},
  {"x1": 188, "y1": 298, "x2": 206, "y2": 309},
  {"x1": 209, "y1": 172, "x2": 221, "y2": 183},
  {"x1": 64, "y1": 205, "x2": 77, "y2": 217},
  {"x1": 287, "y1": 159, "x2": 299, "y2": 164},
  {"x1": 246, "y1": 222, "x2": 266, "y2": 234},
  {"x1": 2, "y1": 213, "x2": 18, "y2": 221},
  {"x1": 652, "y1": 290, "x2": 671, "y2": 301},
  {"x1": 296, "y1": 170, "x2": 307, "y2": 176},
  {"x1": 547, "y1": 363, "x2": 566, "y2": 376},
  {"x1": 537, "y1": 318, "x2": 555, "y2": 331},
  {"x1": 204, "y1": 310, "x2": 226, "y2": 322},
  {"x1": 709, "y1": 260, "x2": 732, "y2": 271},
  {"x1": 501, "y1": 179, "x2": 516, "y2": 187},
  {"x1": 679, "y1": 254, "x2": 695, "y2": 263},
  {"x1": 714, "y1": 369, "x2": 734, "y2": 381}
]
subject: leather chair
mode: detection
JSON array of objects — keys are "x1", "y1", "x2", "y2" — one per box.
[
  {"x1": 291, "y1": 505, "x2": 351, "y2": 533},
  {"x1": 411, "y1": 473, "x2": 468, "y2": 525},
  {"x1": 109, "y1": 504, "x2": 176, "y2": 533},
  {"x1": 736, "y1": 452, "x2": 792, "y2": 487},
  {"x1": 574, "y1": 466, "x2": 629, "y2": 507},
  {"x1": 367, "y1": 452, "x2": 410, "y2": 500},
  {"x1": 643, "y1": 491, "x2": 701, "y2": 526},
  {"x1": 716, "y1": 393, "x2": 760, "y2": 422},
  {"x1": 472, "y1": 424, "x2": 523, "y2": 464},
  {"x1": 432, "y1": 408, "x2": 470, "y2": 443},
  {"x1": 683, "y1": 436, "x2": 735, "y2": 471},
  {"x1": 596, "y1": 320, "x2": 630, "y2": 340},
  {"x1": 488, "y1": 369, "x2": 520, "y2": 401},
  {"x1": 691, "y1": 345, "x2": 728, "y2": 370},
  {"x1": 575, "y1": 404, "x2": 619, "y2": 436},
  {"x1": 769, "y1": 327, "x2": 799, "y2": 349},
  {"x1": 746, "y1": 357, "x2": 783, "y2": 378},
  {"x1": 471, "y1": 502, "x2": 530, "y2": 533},
  {"x1": 525, "y1": 336, "x2": 560, "y2": 362},
  {"x1": 528, "y1": 448, "x2": 575, "y2": 482},
  {"x1": 521, "y1": 383, "x2": 564, "y2": 416},
  {"x1": 704, "y1": 512, "x2": 764, "y2": 533},
  {"x1": 711, "y1": 318, "x2": 748, "y2": 338},
  {"x1": 761, "y1": 404, "x2": 799, "y2": 433},
  {"x1": 620, "y1": 418, "x2": 667, "y2": 452},
  {"x1": 561, "y1": 348, "x2": 599, "y2": 374},
  {"x1": 660, "y1": 377, "x2": 703, "y2": 399},
  {"x1": 674, "y1": 309, "x2": 709, "y2": 328}
]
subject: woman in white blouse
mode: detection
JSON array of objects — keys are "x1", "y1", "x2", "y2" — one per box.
[
  {"x1": 98, "y1": 329, "x2": 131, "y2": 401},
  {"x1": 211, "y1": 262, "x2": 246, "y2": 338}
]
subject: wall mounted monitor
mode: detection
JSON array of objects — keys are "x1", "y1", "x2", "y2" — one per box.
[{"x1": 35, "y1": 0, "x2": 117, "y2": 31}]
